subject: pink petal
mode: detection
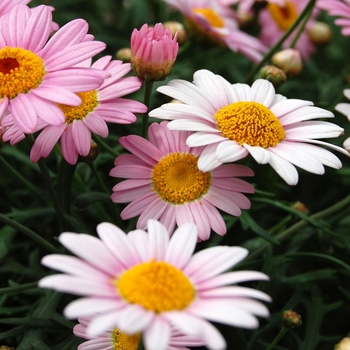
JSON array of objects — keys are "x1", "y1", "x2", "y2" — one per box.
[{"x1": 147, "y1": 219, "x2": 170, "y2": 260}]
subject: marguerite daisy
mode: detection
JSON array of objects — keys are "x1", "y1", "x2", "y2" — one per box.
[
  {"x1": 149, "y1": 69, "x2": 348, "y2": 185},
  {"x1": 39, "y1": 220, "x2": 271, "y2": 350}
]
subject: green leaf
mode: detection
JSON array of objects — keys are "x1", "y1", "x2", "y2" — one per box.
[
  {"x1": 240, "y1": 211, "x2": 280, "y2": 245},
  {"x1": 74, "y1": 191, "x2": 111, "y2": 210}
]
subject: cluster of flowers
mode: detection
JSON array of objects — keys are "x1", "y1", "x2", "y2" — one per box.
[{"x1": 1, "y1": 0, "x2": 350, "y2": 349}]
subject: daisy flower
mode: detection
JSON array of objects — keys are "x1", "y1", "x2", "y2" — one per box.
[
  {"x1": 39, "y1": 220, "x2": 271, "y2": 350},
  {"x1": 317, "y1": 0, "x2": 350, "y2": 36},
  {"x1": 258, "y1": 0, "x2": 318, "y2": 60},
  {"x1": 0, "y1": 4, "x2": 106, "y2": 134},
  {"x1": 30, "y1": 56, "x2": 147, "y2": 165},
  {"x1": 149, "y1": 69, "x2": 348, "y2": 186},
  {"x1": 335, "y1": 89, "x2": 350, "y2": 151},
  {"x1": 131, "y1": 23, "x2": 179, "y2": 81},
  {"x1": 219, "y1": 0, "x2": 285, "y2": 14},
  {"x1": 161, "y1": 0, "x2": 267, "y2": 63},
  {"x1": 110, "y1": 121, "x2": 254, "y2": 241},
  {"x1": 74, "y1": 316, "x2": 205, "y2": 350}
]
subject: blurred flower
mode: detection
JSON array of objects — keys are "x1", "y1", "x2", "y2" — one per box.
[
  {"x1": 39, "y1": 219, "x2": 271, "y2": 350},
  {"x1": 74, "y1": 316, "x2": 205, "y2": 350},
  {"x1": 282, "y1": 309, "x2": 302, "y2": 328},
  {"x1": 259, "y1": 65, "x2": 287, "y2": 86},
  {"x1": 271, "y1": 48, "x2": 303, "y2": 75},
  {"x1": 258, "y1": 0, "x2": 319, "y2": 60},
  {"x1": 131, "y1": 23, "x2": 179, "y2": 81},
  {"x1": 29, "y1": 56, "x2": 146, "y2": 165},
  {"x1": 317, "y1": 0, "x2": 350, "y2": 36},
  {"x1": 149, "y1": 69, "x2": 348, "y2": 186},
  {"x1": 335, "y1": 89, "x2": 350, "y2": 152},
  {"x1": 307, "y1": 21, "x2": 332, "y2": 45},
  {"x1": 161, "y1": 0, "x2": 267, "y2": 63},
  {"x1": 291, "y1": 201, "x2": 309, "y2": 213},
  {"x1": 115, "y1": 48, "x2": 132, "y2": 62},
  {"x1": 335, "y1": 337, "x2": 350, "y2": 350},
  {"x1": 110, "y1": 121, "x2": 254, "y2": 241},
  {"x1": 219, "y1": 0, "x2": 285, "y2": 13},
  {"x1": 163, "y1": 21, "x2": 188, "y2": 44},
  {"x1": 0, "y1": 5, "x2": 106, "y2": 134}
]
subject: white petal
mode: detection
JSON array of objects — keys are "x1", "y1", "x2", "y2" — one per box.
[
  {"x1": 144, "y1": 317, "x2": 171, "y2": 350},
  {"x1": 243, "y1": 144, "x2": 271, "y2": 164}
]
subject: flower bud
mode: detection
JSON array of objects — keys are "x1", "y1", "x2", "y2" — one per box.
[
  {"x1": 335, "y1": 337, "x2": 350, "y2": 350},
  {"x1": 308, "y1": 21, "x2": 332, "y2": 45},
  {"x1": 163, "y1": 21, "x2": 187, "y2": 45},
  {"x1": 116, "y1": 48, "x2": 132, "y2": 63},
  {"x1": 80, "y1": 140, "x2": 100, "y2": 163},
  {"x1": 259, "y1": 65, "x2": 286, "y2": 87},
  {"x1": 131, "y1": 23, "x2": 179, "y2": 82},
  {"x1": 282, "y1": 310, "x2": 302, "y2": 328},
  {"x1": 272, "y1": 49, "x2": 303, "y2": 75},
  {"x1": 0, "y1": 347, "x2": 15, "y2": 350},
  {"x1": 291, "y1": 201, "x2": 309, "y2": 213}
]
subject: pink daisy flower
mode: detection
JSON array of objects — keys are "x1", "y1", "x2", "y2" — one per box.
[
  {"x1": 149, "y1": 69, "x2": 348, "y2": 186},
  {"x1": 258, "y1": 0, "x2": 318, "y2": 60},
  {"x1": 0, "y1": 4, "x2": 106, "y2": 134},
  {"x1": 110, "y1": 121, "x2": 254, "y2": 241},
  {"x1": 161, "y1": 0, "x2": 267, "y2": 63},
  {"x1": 131, "y1": 23, "x2": 179, "y2": 82},
  {"x1": 74, "y1": 316, "x2": 205, "y2": 350},
  {"x1": 335, "y1": 89, "x2": 350, "y2": 151},
  {"x1": 317, "y1": 0, "x2": 350, "y2": 36},
  {"x1": 39, "y1": 220, "x2": 271, "y2": 350},
  {"x1": 29, "y1": 56, "x2": 147, "y2": 165}
]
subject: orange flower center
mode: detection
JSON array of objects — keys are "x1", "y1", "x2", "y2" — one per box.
[{"x1": 268, "y1": 1, "x2": 298, "y2": 31}]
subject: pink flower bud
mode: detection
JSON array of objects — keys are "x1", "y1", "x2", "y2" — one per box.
[
  {"x1": 131, "y1": 23, "x2": 179, "y2": 82},
  {"x1": 272, "y1": 48, "x2": 303, "y2": 75}
]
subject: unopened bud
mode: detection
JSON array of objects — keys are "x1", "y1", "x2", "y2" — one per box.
[
  {"x1": 291, "y1": 201, "x2": 309, "y2": 213},
  {"x1": 259, "y1": 65, "x2": 287, "y2": 87},
  {"x1": 237, "y1": 10, "x2": 254, "y2": 26},
  {"x1": 116, "y1": 48, "x2": 132, "y2": 63},
  {"x1": 282, "y1": 310, "x2": 302, "y2": 329},
  {"x1": 163, "y1": 21, "x2": 187, "y2": 45},
  {"x1": 308, "y1": 21, "x2": 332, "y2": 45},
  {"x1": 272, "y1": 49, "x2": 303, "y2": 75},
  {"x1": 335, "y1": 337, "x2": 350, "y2": 350},
  {"x1": 0, "y1": 346, "x2": 15, "y2": 350}
]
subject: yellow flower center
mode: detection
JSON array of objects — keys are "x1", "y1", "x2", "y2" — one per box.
[
  {"x1": 112, "y1": 328, "x2": 141, "y2": 350},
  {"x1": 0, "y1": 46, "x2": 46, "y2": 99},
  {"x1": 214, "y1": 101, "x2": 285, "y2": 148},
  {"x1": 152, "y1": 152, "x2": 211, "y2": 204},
  {"x1": 268, "y1": 1, "x2": 298, "y2": 31},
  {"x1": 57, "y1": 91, "x2": 99, "y2": 124},
  {"x1": 192, "y1": 8, "x2": 224, "y2": 28},
  {"x1": 116, "y1": 260, "x2": 195, "y2": 313}
]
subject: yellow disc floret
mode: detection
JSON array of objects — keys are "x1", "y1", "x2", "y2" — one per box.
[
  {"x1": 0, "y1": 46, "x2": 46, "y2": 99},
  {"x1": 116, "y1": 260, "x2": 195, "y2": 313},
  {"x1": 152, "y1": 152, "x2": 210, "y2": 204},
  {"x1": 57, "y1": 90, "x2": 99, "y2": 124},
  {"x1": 268, "y1": 1, "x2": 298, "y2": 31},
  {"x1": 214, "y1": 101, "x2": 285, "y2": 148},
  {"x1": 192, "y1": 8, "x2": 225, "y2": 28},
  {"x1": 112, "y1": 328, "x2": 141, "y2": 350}
]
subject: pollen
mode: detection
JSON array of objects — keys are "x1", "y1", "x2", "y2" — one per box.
[
  {"x1": 192, "y1": 8, "x2": 225, "y2": 28},
  {"x1": 0, "y1": 46, "x2": 46, "y2": 99},
  {"x1": 112, "y1": 328, "x2": 141, "y2": 350},
  {"x1": 214, "y1": 101, "x2": 285, "y2": 148},
  {"x1": 268, "y1": 1, "x2": 298, "y2": 31},
  {"x1": 151, "y1": 152, "x2": 211, "y2": 204},
  {"x1": 57, "y1": 90, "x2": 99, "y2": 124},
  {"x1": 116, "y1": 260, "x2": 195, "y2": 313}
]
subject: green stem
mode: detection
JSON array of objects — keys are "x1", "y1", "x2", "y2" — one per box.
[
  {"x1": 0, "y1": 282, "x2": 38, "y2": 296},
  {"x1": 245, "y1": 0, "x2": 317, "y2": 84},
  {"x1": 0, "y1": 155, "x2": 46, "y2": 203},
  {"x1": 140, "y1": 81, "x2": 154, "y2": 138},
  {"x1": 0, "y1": 213, "x2": 58, "y2": 253},
  {"x1": 246, "y1": 194, "x2": 350, "y2": 262},
  {"x1": 92, "y1": 134, "x2": 120, "y2": 158},
  {"x1": 137, "y1": 335, "x2": 145, "y2": 350},
  {"x1": 88, "y1": 161, "x2": 110, "y2": 194},
  {"x1": 265, "y1": 327, "x2": 289, "y2": 350},
  {"x1": 289, "y1": 0, "x2": 315, "y2": 49},
  {"x1": 25, "y1": 135, "x2": 66, "y2": 232}
]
